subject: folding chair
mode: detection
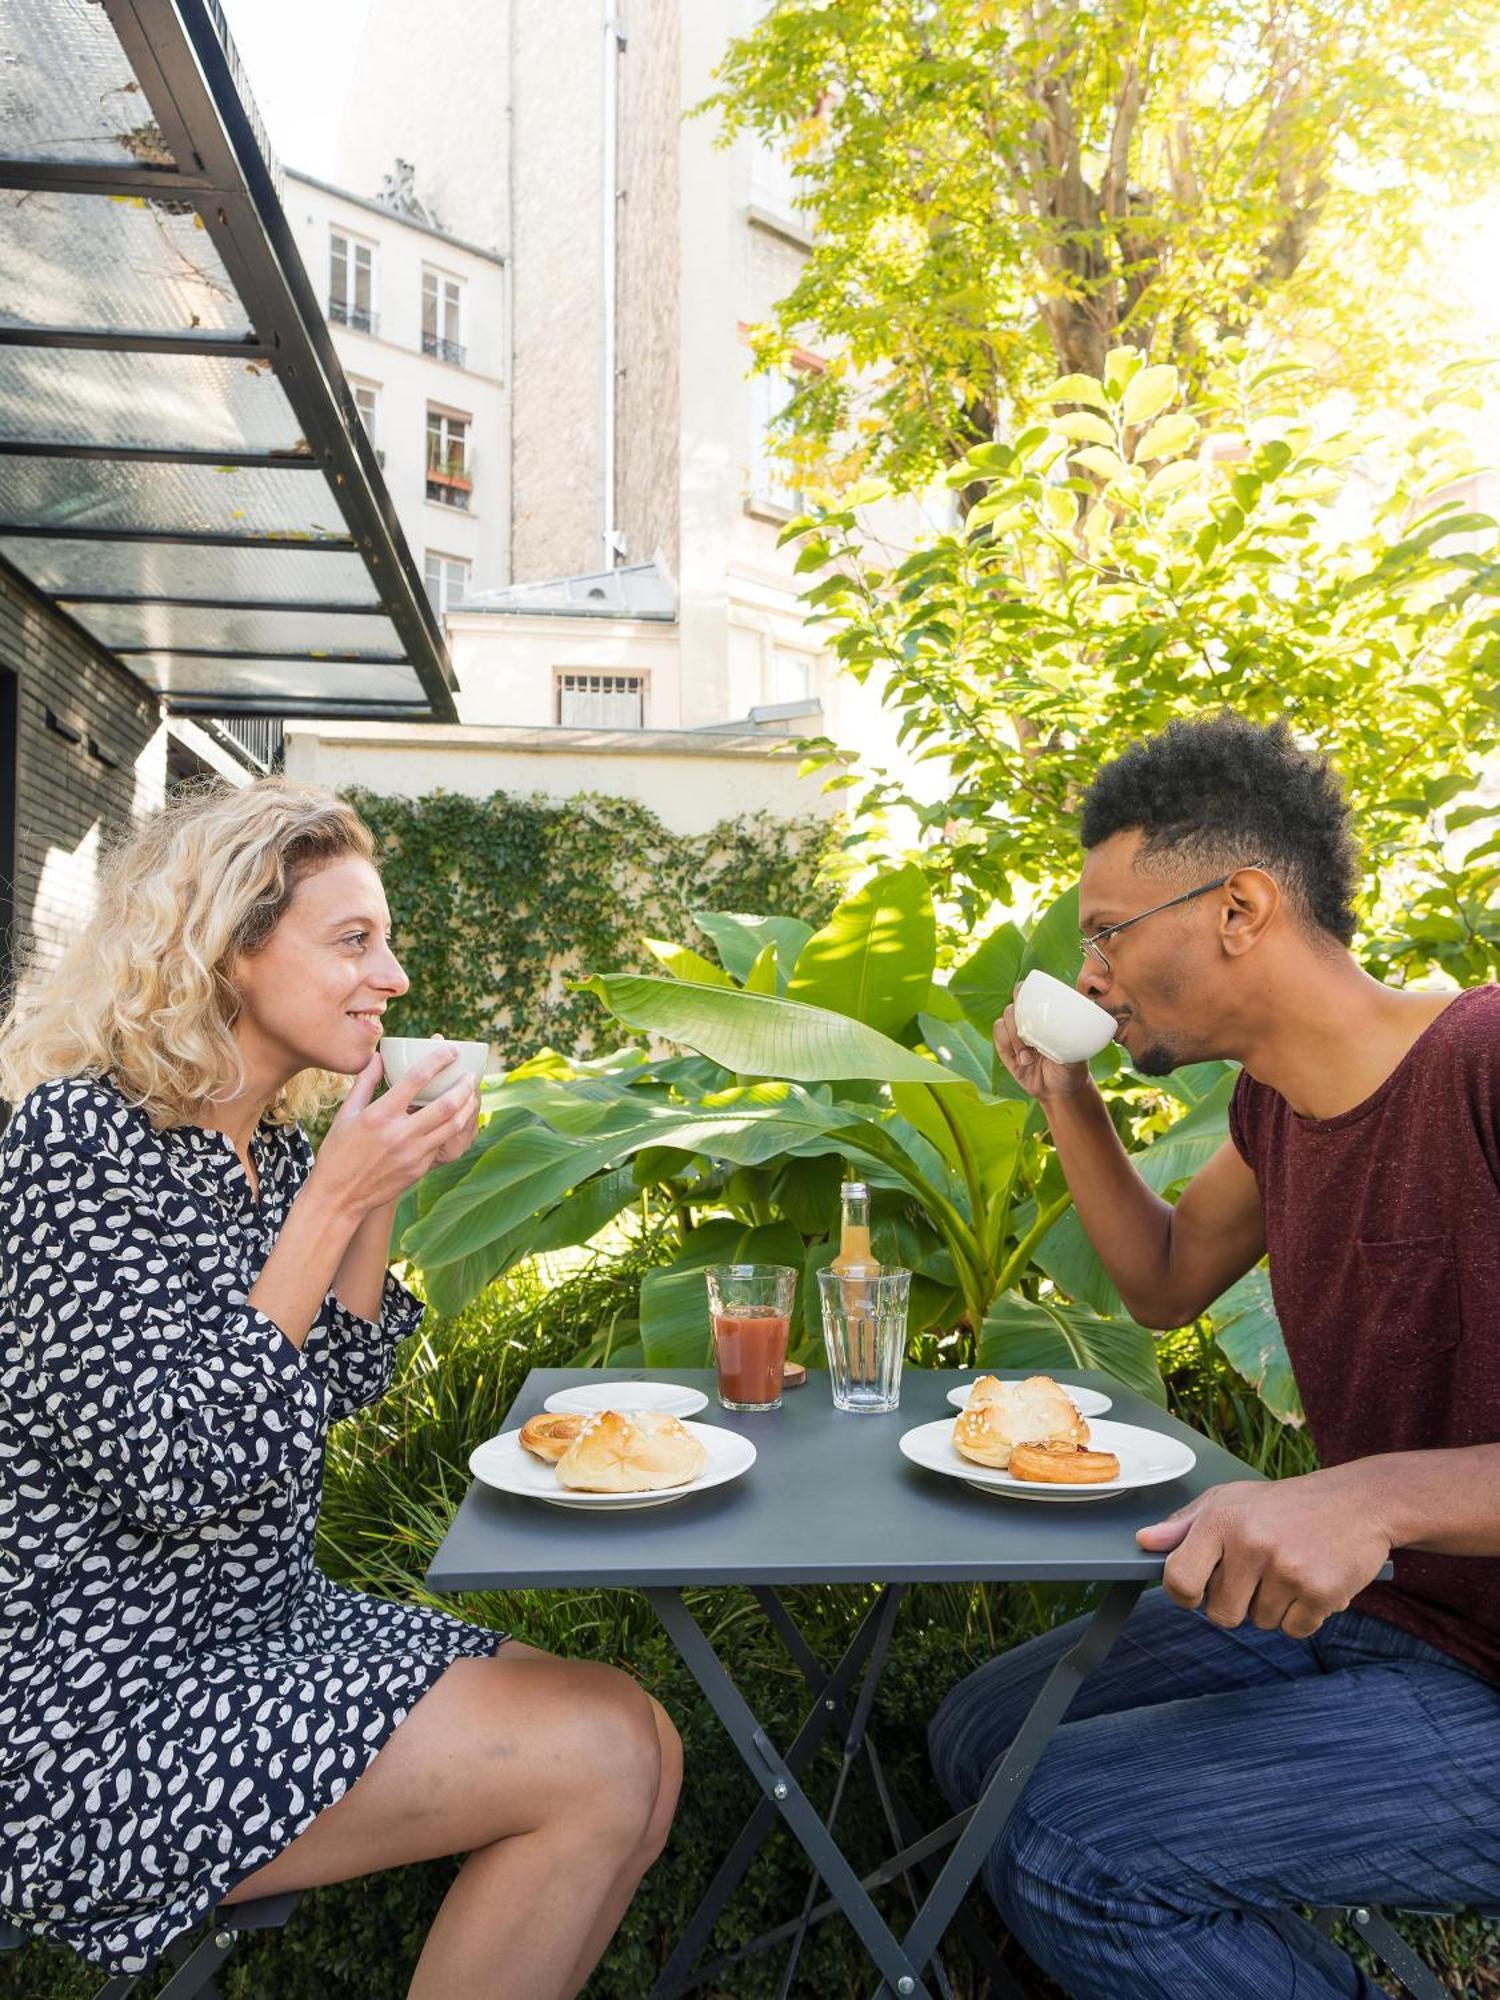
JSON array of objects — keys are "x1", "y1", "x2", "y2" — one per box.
[
  {"x1": 0, "y1": 1890, "x2": 300, "y2": 1998},
  {"x1": 1315, "y1": 1898, "x2": 1500, "y2": 2000}
]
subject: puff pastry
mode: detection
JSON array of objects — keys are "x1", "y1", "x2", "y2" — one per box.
[
  {"x1": 518, "y1": 1411, "x2": 588, "y2": 1462},
  {"x1": 953, "y1": 1375, "x2": 1089, "y2": 1469},
  {"x1": 1008, "y1": 1440, "x2": 1120, "y2": 1485},
  {"x1": 555, "y1": 1410, "x2": 707, "y2": 1493}
]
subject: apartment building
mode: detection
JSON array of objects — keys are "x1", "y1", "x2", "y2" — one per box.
[
  {"x1": 280, "y1": 165, "x2": 510, "y2": 621},
  {"x1": 284, "y1": 0, "x2": 931, "y2": 822}
]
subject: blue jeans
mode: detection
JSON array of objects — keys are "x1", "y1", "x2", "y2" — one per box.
[{"x1": 928, "y1": 1589, "x2": 1500, "y2": 1998}]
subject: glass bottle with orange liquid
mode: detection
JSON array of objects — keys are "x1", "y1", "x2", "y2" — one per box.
[{"x1": 830, "y1": 1180, "x2": 880, "y2": 1378}]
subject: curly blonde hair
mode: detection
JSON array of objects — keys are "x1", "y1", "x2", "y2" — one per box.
[{"x1": 0, "y1": 776, "x2": 377, "y2": 1128}]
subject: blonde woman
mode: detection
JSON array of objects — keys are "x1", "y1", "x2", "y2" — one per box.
[{"x1": 0, "y1": 779, "x2": 680, "y2": 1998}]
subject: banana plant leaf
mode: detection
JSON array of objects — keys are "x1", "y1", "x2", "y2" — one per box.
[
  {"x1": 1017, "y1": 884, "x2": 1084, "y2": 986},
  {"x1": 890, "y1": 1078, "x2": 1027, "y2": 1186},
  {"x1": 643, "y1": 937, "x2": 735, "y2": 987},
  {"x1": 785, "y1": 863, "x2": 936, "y2": 1034},
  {"x1": 978, "y1": 1290, "x2": 1164, "y2": 1402},
  {"x1": 691, "y1": 910, "x2": 814, "y2": 989},
  {"x1": 579, "y1": 974, "x2": 963, "y2": 1085},
  {"x1": 640, "y1": 1266, "x2": 715, "y2": 1368},
  {"x1": 950, "y1": 921, "x2": 1027, "y2": 1036},
  {"x1": 917, "y1": 1012, "x2": 993, "y2": 1090},
  {"x1": 1210, "y1": 1263, "x2": 1302, "y2": 1423}
]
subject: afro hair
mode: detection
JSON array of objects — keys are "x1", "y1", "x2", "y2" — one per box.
[{"x1": 1079, "y1": 711, "x2": 1361, "y2": 946}]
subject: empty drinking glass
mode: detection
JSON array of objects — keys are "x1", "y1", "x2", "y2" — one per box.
[{"x1": 816, "y1": 1267, "x2": 911, "y2": 1413}]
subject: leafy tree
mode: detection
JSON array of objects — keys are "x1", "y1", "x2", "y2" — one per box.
[
  {"x1": 786, "y1": 349, "x2": 1500, "y2": 980},
  {"x1": 709, "y1": 0, "x2": 1500, "y2": 490}
]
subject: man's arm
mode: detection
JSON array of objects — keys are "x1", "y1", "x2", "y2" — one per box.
[
  {"x1": 1139, "y1": 1445, "x2": 1500, "y2": 1639},
  {"x1": 1039, "y1": 1088, "x2": 1266, "y2": 1328}
]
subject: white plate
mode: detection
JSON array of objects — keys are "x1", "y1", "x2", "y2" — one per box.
[
  {"x1": 899, "y1": 1417, "x2": 1194, "y2": 1504},
  {"x1": 544, "y1": 1380, "x2": 709, "y2": 1419},
  {"x1": 945, "y1": 1378, "x2": 1112, "y2": 1418},
  {"x1": 469, "y1": 1420, "x2": 754, "y2": 1511}
]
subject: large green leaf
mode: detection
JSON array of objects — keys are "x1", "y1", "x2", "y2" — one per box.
[
  {"x1": 406, "y1": 1089, "x2": 850, "y2": 1268},
  {"x1": 527, "y1": 1166, "x2": 639, "y2": 1255},
  {"x1": 643, "y1": 937, "x2": 735, "y2": 986},
  {"x1": 784, "y1": 864, "x2": 936, "y2": 1033},
  {"x1": 1017, "y1": 884, "x2": 1083, "y2": 986},
  {"x1": 951, "y1": 922, "x2": 1027, "y2": 1035},
  {"x1": 580, "y1": 974, "x2": 961, "y2": 1085},
  {"x1": 890, "y1": 1078, "x2": 1027, "y2": 1186},
  {"x1": 1210, "y1": 1264, "x2": 1302, "y2": 1423},
  {"x1": 917, "y1": 1013, "x2": 992, "y2": 1089},
  {"x1": 978, "y1": 1291, "x2": 1164, "y2": 1402},
  {"x1": 640, "y1": 1266, "x2": 715, "y2": 1368},
  {"x1": 692, "y1": 910, "x2": 814, "y2": 988}
]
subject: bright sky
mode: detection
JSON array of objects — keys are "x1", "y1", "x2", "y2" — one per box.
[{"x1": 219, "y1": 0, "x2": 374, "y2": 180}]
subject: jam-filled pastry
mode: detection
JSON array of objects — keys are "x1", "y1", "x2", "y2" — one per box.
[
  {"x1": 518, "y1": 1411, "x2": 588, "y2": 1462},
  {"x1": 1008, "y1": 1440, "x2": 1121, "y2": 1485}
]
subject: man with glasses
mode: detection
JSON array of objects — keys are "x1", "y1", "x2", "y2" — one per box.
[{"x1": 929, "y1": 710, "x2": 1500, "y2": 1999}]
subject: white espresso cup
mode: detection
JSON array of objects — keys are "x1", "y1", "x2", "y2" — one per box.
[
  {"x1": 1012, "y1": 970, "x2": 1118, "y2": 1066},
  {"x1": 379, "y1": 1034, "x2": 491, "y2": 1104}
]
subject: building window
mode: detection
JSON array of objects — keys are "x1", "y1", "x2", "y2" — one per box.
[
  {"x1": 423, "y1": 551, "x2": 471, "y2": 616},
  {"x1": 767, "y1": 649, "x2": 813, "y2": 705},
  {"x1": 426, "y1": 409, "x2": 471, "y2": 508},
  {"x1": 557, "y1": 671, "x2": 645, "y2": 729},
  {"x1": 750, "y1": 368, "x2": 802, "y2": 514},
  {"x1": 350, "y1": 379, "x2": 382, "y2": 466},
  {"x1": 422, "y1": 268, "x2": 466, "y2": 366},
  {"x1": 329, "y1": 230, "x2": 377, "y2": 334}
]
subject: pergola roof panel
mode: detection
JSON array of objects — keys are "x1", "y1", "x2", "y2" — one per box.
[
  {"x1": 0, "y1": 533, "x2": 383, "y2": 606},
  {"x1": 0, "y1": 0, "x2": 175, "y2": 167},
  {"x1": 0, "y1": 455, "x2": 352, "y2": 541},
  {"x1": 0, "y1": 190, "x2": 244, "y2": 334},
  {"x1": 69, "y1": 601, "x2": 406, "y2": 658},
  {"x1": 0, "y1": 0, "x2": 456, "y2": 722}
]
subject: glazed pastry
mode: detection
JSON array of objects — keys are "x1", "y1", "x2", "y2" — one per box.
[
  {"x1": 1008, "y1": 1440, "x2": 1121, "y2": 1485},
  {"x1": 953, "y1": 1376, "x2": 1089, "y2": 1468},
  {"x1": 518, "y1": 1411, "x2": 588, "y2": 1462},
  {"x1": 555, "y1": 1410, "x2": 708, "y2": 1493}
]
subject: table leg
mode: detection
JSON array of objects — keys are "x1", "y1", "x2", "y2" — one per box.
[
  {"x1": 649, "y1": 1585, "x2": 907, "y2": 1999},
  {"x1": 877, "y1": 1580, "x2": 1145, "y2": 1996},
  {"x1": 647, "y1": 1586, "x2": 936, "y2": 2000}
]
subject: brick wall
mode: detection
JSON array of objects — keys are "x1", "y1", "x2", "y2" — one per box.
[{"x1": 0, "y1": 561, "x2": 167, "y2": 995}]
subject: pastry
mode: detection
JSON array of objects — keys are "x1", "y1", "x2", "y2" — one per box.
[
  {"x1": 1008, "y1": 1440, "x2": 1121, "y2": 1485},
  {"x1": 518, "y1": 1411, "x2": 588, "y2": 1462},
  {"x1": 555, "y1": 1410, "x2": 708, "y2": 1493},
  {"x1": 953, "y1": 1375, "x2": 1089, "y2": 1468}
]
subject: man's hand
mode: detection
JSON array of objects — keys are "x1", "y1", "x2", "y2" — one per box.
[{"x1": 1136, "y1": 1468, "x2": 1393, "y2": 1640}]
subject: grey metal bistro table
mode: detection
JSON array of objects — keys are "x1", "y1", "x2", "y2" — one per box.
[{"x1": 426, "y1": 1367, "x2": 1261, "y2": 2000}]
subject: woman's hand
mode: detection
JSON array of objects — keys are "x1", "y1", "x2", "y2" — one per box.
[{"x1": 310, "y1": 1045, "x2": 479, "y2": 1219}]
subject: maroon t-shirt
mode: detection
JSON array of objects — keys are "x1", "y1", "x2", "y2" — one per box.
[{"x1": 1227, "y1": 983, "x2": 1500, "y2": 1680}]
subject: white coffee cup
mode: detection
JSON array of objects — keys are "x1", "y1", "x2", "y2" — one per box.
[
  {"x1": 1012, "y1": 970, "x2": 1118, "y2": 1066},
  {"x1": 379, "y1": 1034, "x2": 492, "y2": 1104}
]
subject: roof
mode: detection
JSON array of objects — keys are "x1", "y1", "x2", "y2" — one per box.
[
  {"x1": 458, "y1": 558, "x2": 678, "y2": 621},
  {"x1": 0, "y1": 0, "x2": 458, "y2": 722},
  {"x1": 285, "y1": 168, "x2": 507, "y2": 270}
]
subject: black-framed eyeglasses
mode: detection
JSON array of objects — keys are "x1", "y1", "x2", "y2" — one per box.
[{"x1": 1080, "y1": 864, "x2": 1268, "y2": 974}]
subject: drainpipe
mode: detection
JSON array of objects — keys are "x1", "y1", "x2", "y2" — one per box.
[{"x1": 601, "y1": 8, "x2": 627, "y2": 568}]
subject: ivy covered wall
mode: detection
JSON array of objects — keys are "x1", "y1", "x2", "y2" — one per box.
[{"x1": 349, "y1": 789, "x2": 840, "y2": 1063}]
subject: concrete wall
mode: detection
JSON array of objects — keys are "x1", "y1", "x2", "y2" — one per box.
[
  {"x1": 615, "y1": 0, "x2": 681, "y2": 573},
  {"x1": 282, "y1": 174, "x2": 511, "y2": 598},
  {"x1": 0, "y1": 566, "x2": 166, "y2": 992},
  {"x1": 283, "y1": 718, "x2": 838, "y2": 835},
  {"x1": 509, "y1": 0, "x2": 607, "y2": 581},
  {"x1": 448, "y1": 610, "x2": 682, "y2": 727}
]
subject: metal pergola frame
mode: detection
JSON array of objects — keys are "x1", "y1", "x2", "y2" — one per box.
[{"x1": 0, "y1": 0, "x2": 459, "y2": 723}]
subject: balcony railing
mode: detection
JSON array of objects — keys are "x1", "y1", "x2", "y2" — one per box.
[
  {"x1": 422, "y1": 330, "x2": 467, "y2": 367},
  {"x1": 426, "y1": 445, "x2": 473, "y2": 509},
  {"x1": 330, "y1": 299, "x2": 378, "y2": 336}
]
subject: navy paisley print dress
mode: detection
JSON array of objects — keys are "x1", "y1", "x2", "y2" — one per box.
[{"x1": 0, "y1": 1076, "x2": 501, "y2": 1976}]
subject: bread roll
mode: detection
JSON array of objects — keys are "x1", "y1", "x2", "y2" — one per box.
[
  {"x1": 1009, "y1": 1441, "x2": 1120, "y2": 1485},
  {"x1": 953, "y1": 1375, "x2": 1089, "y2": 1468},
  {"x1": 519, "y1": 1411, "x2": 587, "y2": 1462},
  {"x1": 555, "y1": 1411, "x2": 708, "y2": 1493}
]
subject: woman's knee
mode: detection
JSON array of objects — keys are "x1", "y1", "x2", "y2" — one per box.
[{"x1": 486, "y1": 1651, "x2": 666, "y2": 1846}]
